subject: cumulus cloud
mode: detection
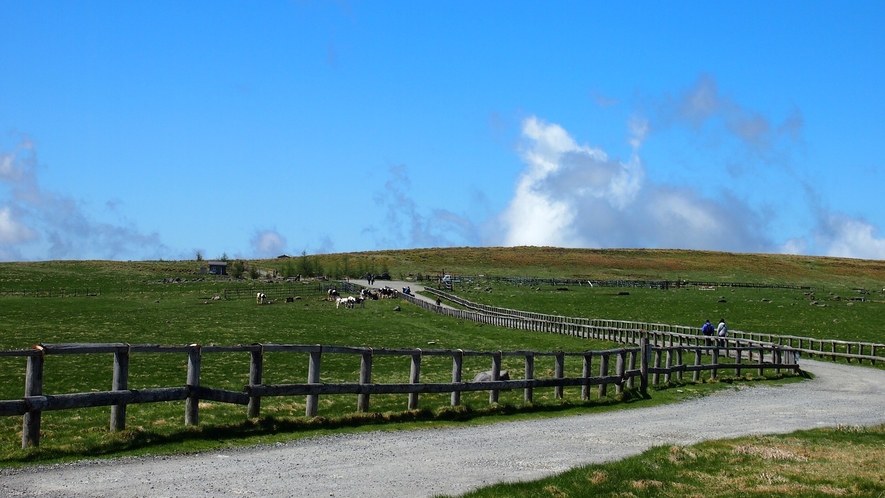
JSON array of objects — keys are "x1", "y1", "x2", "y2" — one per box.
[
  {"x1": 495, "y1": 75, "x2": 885, "y2": 259},
  {"x1": 497, "y1": 116, "x2": 771, "y2": 252},
  {"x1": 0, "y1": 205, "x2": 37, "y2": 245},
  {"x1": 250, "y1": 229, "x2": 288, "y2": 257},
  {"x1": 0, "y1": 136, "x2": 167, "y2": 261},
  {"x1": 814, "y1": 214, "x2": 885, "y2": 260}
]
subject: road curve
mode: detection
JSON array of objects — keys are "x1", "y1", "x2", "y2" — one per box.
[{"x1": 2, "y1": 359, "x2": 884, "y2": 497}]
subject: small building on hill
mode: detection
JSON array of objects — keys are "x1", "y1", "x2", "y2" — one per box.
[{"x1": 207, "y1": 261, "x2": 228, "y2": 275}]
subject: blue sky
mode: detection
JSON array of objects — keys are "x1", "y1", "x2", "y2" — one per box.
[{"x1": 2, "y1": 1, "x2": 884, "y2": 262}]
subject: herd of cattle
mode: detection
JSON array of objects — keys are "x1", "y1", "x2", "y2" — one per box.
[
  {"x1": 327, "y1": 286, "x2": 400, "y2": 308},
  {"x1": 254, "y1": 285, "x2": 402, "y2": 308}
]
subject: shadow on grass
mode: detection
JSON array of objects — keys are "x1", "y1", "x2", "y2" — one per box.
[
  {"x1": 8, "y1": 389, "x2": 653, "y2": 465},
  {"x1": 8, "y1": 372, "x2": 804, "y2": 466}
]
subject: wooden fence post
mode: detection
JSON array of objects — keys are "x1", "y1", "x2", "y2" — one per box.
[
  {"x1": 247, "y1": 345, "x2": 264, "y2": 418},
  {"x1": 408, "y1": 350, "x2": 421, "y2": 410},
  {"x1": 774, "y1": 347, "x2": 782, "y2": 374},
  {"x1": 306, "y1": 347, "x2": 322, "y2": 417},
  {"x1": 652, "y1": 350, "x2": 661, "y2": 385},
  {"x1": 598, "y1": 352, "x2": 610, "y2": 399},
  {"x1": 615, "y1": 349, "x2": 626, "y2": 395},
  {"x1": 757, "y1": 347, "x2": 765, "y2": 376},
  {"x1": 711, "y1": 347, "x2": 719, "y2": 380},
  {"x1": 735, "y1": 348, "x2": 743, "y2": 377},
  {"x1": 581, "y1": 352, "x2": 592, "y2": 400},
  {"x1": 110, "y1": 345, "x2": 130, "y2": 432},
  {"x1": 524, "y1": 353, "x2": 535, "y2": 403},
  {"x1": 554, "y1": 351, "x2": 565, "y2": 399},
  {"x1": 358, "y1": 348, "x2": 373, "y2": 412},
  {"x1": 451, "y1": 350, "x2": 463, "y2": 406},
  {"x1": 663, "y1": 349, "x2": 672, "y2": 384},
  {"x1": 676, "y1": 348, "x2": 684, "y2": 381},
  {"x1": 22, "y1": 347, "x2": 45, "y2": 449},
  {"x1": 693, "y1": 348, "x2": 702, "y2": 382},
  {"x1": 185, "y1": 344, "x2": 201, "y2": 426},
  {"x1": 627, "y1": 348, "x2": 637, "y2": 389},
  {"x1": 489, "y1": 352, "x2": 502, "y2": 404},
  {"x1": 639, "y1": 337, "x2": 649, "y2": 395}
]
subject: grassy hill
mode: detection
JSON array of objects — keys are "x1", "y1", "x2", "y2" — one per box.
[
  {"x1": 1, "y1": 247, "x2": 883, "y2": 464},
  {"x1": 3, "y1": 247, "x2": 885, "y2": 290}
]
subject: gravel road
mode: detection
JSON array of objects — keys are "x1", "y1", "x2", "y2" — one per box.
[{"x1": 3, "y1": 358, "x2": 885, "y2": 498}]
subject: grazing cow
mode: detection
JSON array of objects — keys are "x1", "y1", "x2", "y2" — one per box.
[
  {"x1": 337, "y1": 296, "x2": 359, "y2": 309},
  {"x1": 285, "y1": 297, "x2": 295, "y2": 303},
  {"x1": 378, "y1": 286, "x2": 398, "y2": 299},
  {"x1": 328, "y1": 288, "x2": 340, "y2": 301},
  {"x1": 256, "y1": 292, "x2": 268, "y2": 304},
  {"x1": 472, "y1": 370, "x2": 510, "y2": 382}
]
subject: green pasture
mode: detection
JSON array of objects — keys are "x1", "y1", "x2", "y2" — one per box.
[
  {"x1": 0, "y1": 286, "x2": 630, "y2": 463},
  {"x1": 1, "y1": 250, "x2": 881, "y2": 467},
  {"x1": 449, "y1": 281, "x2": 885, "y2": 344},
  {"x1": 446, "y1": 425, "x2": 885, "y2": 498}
]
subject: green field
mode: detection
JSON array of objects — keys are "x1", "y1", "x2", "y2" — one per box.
[{"x1": 1, "y1": 247, "x2": 883, "y2": 468}]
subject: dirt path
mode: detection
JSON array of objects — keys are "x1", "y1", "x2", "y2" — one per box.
[{"x1": 3, "y1": 359, "x2": 884, "y2": 497}]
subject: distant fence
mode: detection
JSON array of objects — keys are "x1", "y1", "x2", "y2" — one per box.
[
  {"x1": 418, "y1": 288, "x2": 883, "y2": 365},
  {"x1": 0, "y1": 335, "x2": 799, "y2": 449},
  {"x1": 0, "y1": 281, "x2": 338, "y2": 301},
  {"x1": 434, "y1": 276, "x2": 813, "y2": 291},
  {"x1": 223, "y1": 282, "x2": 335, "y2": 301},
  {"x1": 0, "y1": 287, "x2": 102, "y2": 297}
]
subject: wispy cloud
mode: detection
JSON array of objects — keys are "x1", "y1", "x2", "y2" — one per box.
[
  {"x1": 658, "y1": 74, "x2": 803, "y2": 165},
  {"x1": 0, "y1": 136, "x2": 168, "y2": 261},
  {"x1": 368, "y1": 165, "x2": 481, "y2": 249}
]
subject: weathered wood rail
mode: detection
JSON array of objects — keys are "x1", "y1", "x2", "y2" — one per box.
[
  {"x1": 418, "y1": 288, "x2": 884, "y2": 365},
  {"x1": 1, "y1": 336, "x2": 798, "y2": 449}
]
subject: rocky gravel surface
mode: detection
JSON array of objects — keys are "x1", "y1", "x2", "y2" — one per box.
[{"x1": 2, "y1": 358, "x2": 885, "y2": 497}]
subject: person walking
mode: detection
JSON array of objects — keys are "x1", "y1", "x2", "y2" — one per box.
[
  {"x1": 716, "y1": 318, "x2": 728, "y2": 348},
  {"x1": 701, "y1": 319, "x2": 715, "y2": 347}
]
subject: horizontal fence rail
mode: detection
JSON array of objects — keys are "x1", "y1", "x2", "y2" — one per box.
[{"x1": 0, "y1": 336, "x2": 799, "y2": 449}]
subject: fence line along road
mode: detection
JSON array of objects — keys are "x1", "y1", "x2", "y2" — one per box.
[
  {"x1": 1, "y1": 334, "x2": 798, "y2": 449},
  {"x1": 418, "y1": 287, "x2": 885, "y2": 365}
]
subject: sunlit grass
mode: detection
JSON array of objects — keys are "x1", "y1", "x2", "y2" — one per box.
[{"x1": 445, "y1": 425, "x2": 885, "y2": 498}]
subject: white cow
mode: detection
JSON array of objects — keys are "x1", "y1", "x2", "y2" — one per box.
[
  {"x1": 336, "y1": 296, "x2": 353, "y2": 309},
  {"x1": 256, "y1": 292, "x2": 268, "y2": 304}
]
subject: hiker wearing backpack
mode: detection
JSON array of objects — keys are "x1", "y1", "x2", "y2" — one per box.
[
  {"x1": 701, "y1": 319, "x2": 715, "y2": 347},
  {"x1": 716, "y1": 318, "x2": 728, "y2": 348}
]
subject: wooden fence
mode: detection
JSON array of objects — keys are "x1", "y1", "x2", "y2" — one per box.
[
  {"x1": 0, "y1": 335, "x2": 798, "y2": 449},
  {"x1": 449, "y1": 276, "x2": 812, "y2": 291},
  {"x1": 0, "y1": 287, "x2": 102, "y2": 297},
  {"x1": 419, "y1": 289, "x2": 884, "y2": 365}
]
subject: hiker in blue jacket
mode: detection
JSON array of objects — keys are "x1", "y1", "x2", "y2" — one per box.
[{"x1": 701, "y1": 319, "x2": 714, "y2": 347}]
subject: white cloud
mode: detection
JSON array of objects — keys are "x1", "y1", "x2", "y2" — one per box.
[
  {"x1": 251, "y1": 229, "x2": 288, "y2": 257},
  {"x1": 0, "y1": 136, "x2": 168, "y2": 261},
  {"x1": 816, "y1": 214, "x2": 885, "y2": 260},
  {"x1": 779, "y1": 238, "x2": 808, "y2": 255},
  {"x1": 497, "y1": 116, "x2": 771, "y2": 252},
  {"x1": 0, "y1": 205, "x2": 36, "y2": 244}
]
